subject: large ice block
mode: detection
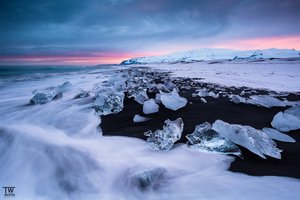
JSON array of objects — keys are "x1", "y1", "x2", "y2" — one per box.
[
  {"x1": 271, "y1": 106, "x2": 300, "y2": 132},
  {"x1": 93, "y1": 87, "x2": 124, "y2": 116},
  {"x1": 144, "y1": 118, "x2": 183, "y2": 151},
  {"x1": 186, "y1": 122, "x2": 242, "y2": 157},
  {"x1": 212, "y1": 120, "x2": 282, "y2": 159},
  {"x1": 160, "y1": 89, "x2": 187, "y2": 111}
]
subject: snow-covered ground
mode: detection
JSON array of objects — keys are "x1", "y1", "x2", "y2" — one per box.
[{"x1": 144, "y1": 60, "x2": 300, "y2": 92}]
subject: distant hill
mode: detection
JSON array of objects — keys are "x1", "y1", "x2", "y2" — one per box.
[{"x1": 121, "y1": 48, "x2": 300, "y2": 65}]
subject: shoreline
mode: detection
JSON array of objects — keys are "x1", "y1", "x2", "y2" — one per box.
[{"x1": 101, "y1": 75, "x2": 300, "y2": 179}]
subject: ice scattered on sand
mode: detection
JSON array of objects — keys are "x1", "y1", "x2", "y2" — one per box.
[
  {"x1": 186, "y1": 122, "x2": 242, "y2": 158},
  {"x1": 262, "y1": 128, "x2": 295, "y2": 143},
  {"x1": 143, "y1": 99, "x2": 159, "y2": 114},
  {"x1": 212, "y1": 120, "x2": 282, "y2": 159},
  {"x1": 271, "y1": 106, "x2": 300, "y2": 132},
  {"x1": 160, "y1": 89, "x2": 187, "y2": 111},
  {"x1": 133, "y1": 114, "x2": 151, "y2": 123},
  {"x1": 144, "y1": 118, "x2": 183, "y2": 151},
  {"x1": 93, "y1": 87, "x2": 124, "y2": 116},
  {"x1": 30, "y1": 81, "x2": 73, "y2": 104}
]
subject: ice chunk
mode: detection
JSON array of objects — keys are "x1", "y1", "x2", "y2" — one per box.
[
  {"x1": 196, "y1": 88, "x2": 209, "y2": 97},
  {"x1": 130, "y1": 90, "x2": 149, "y2": 105},
  {"x1": 143, "y1": 99, "x2": 159, "y2": 114},
  {"x1": 230, "y1": 94, "x2": 246, "y2": 104},
  {"x1": 208, "y1": 91, "x2": 219, "y2": 98},
  {"x1": 144, "y1": 118, "x2": 183, "y2": 151},
  {"x1": 196, "y1": 88, "x2": 218, "y2": 98},
  {"x1": 30, "y1": 91, "x2": 57, "y2": 104},
  {"x1": 93, "y1": 88, "x2": 124, "y2": 116},
  {"x1": 133, "y1": 114, "x2": 150, "y2": 123},
  {"x1": 30, "y1": 82, "x2": 72, "y2": 104},
  {"x1": 271, "y1": 106, "x2": 300, "y2": 132},
  {"x1": 212, "y1": 120, "x2": 282, "y2": 159},
  {"x1": 186, "y1": 122, "x2": 242, "y2": 157},
  {"x1": 200, "y1": 98, "x2": 207, "y2": 103},
  {"x1": 160, "y1": 89, "x2": 187, "y2": 111},
  {"x1": 262, "y1": 128, "x2": 295, "y2": 143},
  {"x1": 131, "y1": 167, "x2": 167, "y2": 190},
  {"x1": 248, "y1": 95, "x2": 286, "y2": 108},
  {"x1": 74, "y1": 89, "x2": 90, "y2": 99},
  {"x1": 56, "y1": 81, "x2": 73, "y2": 93},
  {"x1": 155, "y1": 93, "x2": 162, "y2": 104}
]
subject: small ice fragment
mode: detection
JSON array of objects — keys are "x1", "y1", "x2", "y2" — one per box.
[
  {"x1": 271, "y1": 106, "x2": 300, "y2": 132},
  {"x1": 248, "y1": 95, "x2": 286, "y2": 108},
  {"x1": 230, "y1": 94, "x2": 246, "y2": 104},
  {"x1": 131, "y1": 167, "x2": 167, "y2": 190},
  {"x1": 133, "y1": 114, "x2": 150, "y2": 123},
  {"x1": 212, "y1": 120, "x2": 282, "y2": 159},
  {"x1": 74, "y1": 89, "x2": 90, "y2": 99},
  {"x1": 160, "y1": 89, "x2": 187, "y2": 111},
  {"x1": 208, "y1": 91, "x2": 219, "y2": 98},
  {"x1": 186, "y1": 122, "x2": 242, "y2": 157},
  {"x1": 144, "y1": 118, "x2": 183, "y2": 151},
  {"x1": 200, "y1": 98, "x2": 207, "y2": 103},
  {"x1": 131, "y1": 90, "x2": 149, "y2": 105},
  {"x1": 93, "y1": 88, "x2": 124, "y2": 116},
  {"x1": 262, "y1": 128, "x2": 295, "y2": 143},
  {"x1": 143, "y1": 99, "x2": 159, "y2": 114},
  {"x1": 196, "y1": 88, "x2": 209, "y2": 97}
]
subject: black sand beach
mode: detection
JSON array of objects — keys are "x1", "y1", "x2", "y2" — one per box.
[{"x1": 101, "y1": 73, "x2": 300, "y2": 179}]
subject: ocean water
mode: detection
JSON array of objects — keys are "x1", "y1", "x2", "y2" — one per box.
[{"x1": 0, "y1": 65, "x2": 299, "y2": 200}]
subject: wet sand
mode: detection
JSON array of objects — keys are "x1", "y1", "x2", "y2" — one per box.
[{"x1": 101, "y1": 75, "x2": 300, "y2": 179}]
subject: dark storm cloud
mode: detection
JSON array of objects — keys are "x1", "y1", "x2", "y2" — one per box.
[{"x1": 0, "y1": 0, "x2": 300, "y2": 59}]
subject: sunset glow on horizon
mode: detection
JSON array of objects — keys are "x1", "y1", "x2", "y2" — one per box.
[{"x1": 1, "y1": 0, "x2": 300, "y2": 66}]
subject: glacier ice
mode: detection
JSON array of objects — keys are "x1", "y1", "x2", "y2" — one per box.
[
  {"x1": 160, "y1": 89, "x2": 187, "y2": 111},
  {"x1": 30, "y1": 91, "x2": 57, "y2": 104},
  {"x1": 196, "y1": 88, "x2": 209, "y2": 97},
  {"x1": 131, "y1": 167, "x2": 167, "y2": 190},
  {"x1": 271, "y1": 106, "x2": 300, "y2": 132},
  {"x1": 130, "y1": 90, "x2": 149, "y2": 105},
  {"x1": 196, "y1": 88, "x2": 219, "y2": 98},
  {"x1": 186, "y1": 122, "x2": 242, "y2": 157},
  {"x1": 93, "y1": 88, "x2": 124, "y2": 116},
  {"x1": 200, "y1": 98, "x2": 207, "y2": 103},
  {"x1": 74, "y1": 89, "x2": 90, "y2": 99},
  {"x1": 230, "y1": 94, "x2": 246, "y2": 104},
  {"x1": 248, "y1": 95, "x2": 286, "y2": 108},
  {"x1": 144, "y1": 118, "x2": 183, "y2": 151},
  {"x1": 143, "y1": 99, "x2": 159, "y2": 114},
  {"x1": 30, "y1": 81, "x2": 73, "y2": 104},
  {"x1": 262, "y1": 128, "x2": 295, "y2": 143},
  {"x1": 133, "y1": 114, "x2": 150, "y2": 123},
  {"x1": 212, "y1": 120, "x2": 282, "y2": 159}
]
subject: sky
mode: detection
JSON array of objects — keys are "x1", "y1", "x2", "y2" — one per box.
[{"x1": 0, "y1": 0, "x2": 300, "y2": 65}]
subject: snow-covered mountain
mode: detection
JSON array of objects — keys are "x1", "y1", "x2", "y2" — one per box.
[{"x1": 121, "y1": 48, "x2": 300, "y2": 65}]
